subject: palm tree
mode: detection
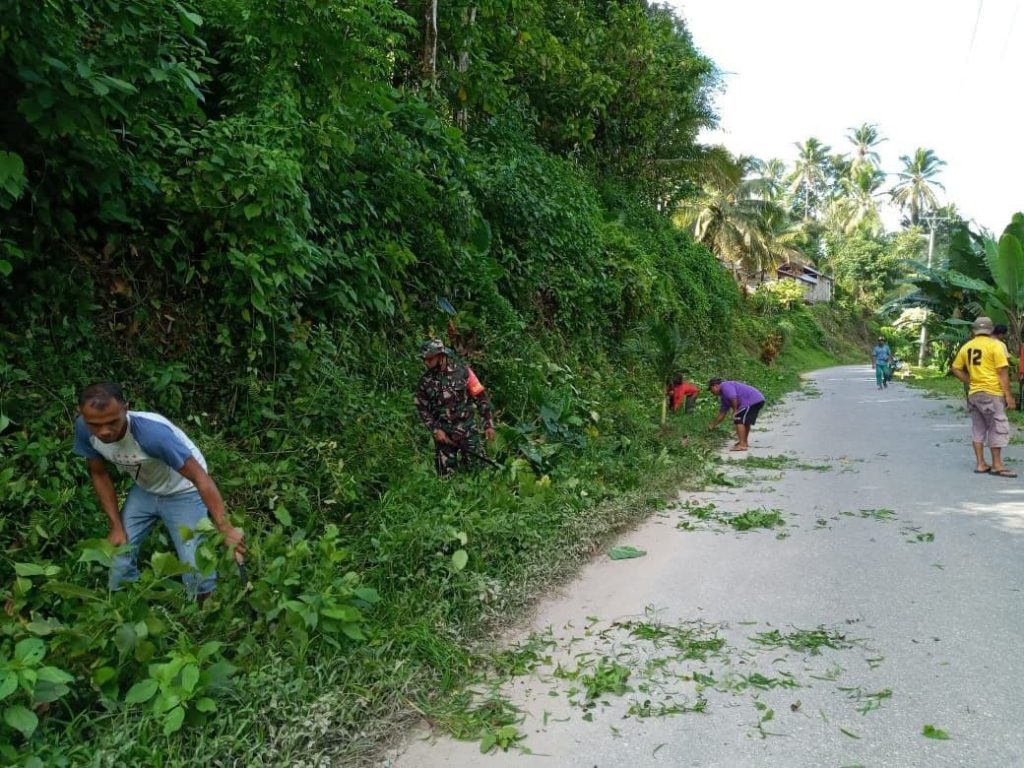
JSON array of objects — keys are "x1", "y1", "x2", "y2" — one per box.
[
  {"x1": 890, "y1": 148, "x2": 946, "y2": 226},
  {"x1": 788, "y1": 138, "x2": 832, "y2": 221},
  {"x1": 749, "y1": 157, "x2": 788, "y2": 203},
  {"x1": 847, "y1": 123, "x2": 887, "y2": 168},
  {"x1": 827, "y1": 164, "x2": 887, "y2": 235},
  {"x1": 676, "y1": 152, "x2": 801, "y2": 282}
]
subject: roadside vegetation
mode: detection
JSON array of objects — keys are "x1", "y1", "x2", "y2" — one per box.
[{"x1": 2, "y1": 1, "x2": 878, "y2": 765}]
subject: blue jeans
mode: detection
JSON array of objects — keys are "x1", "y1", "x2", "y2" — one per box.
[{"x1": 110, "y1": 487, "x2": 217, "y2": 595}]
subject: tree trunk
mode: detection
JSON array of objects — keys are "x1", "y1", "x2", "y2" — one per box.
[
  {"x1": 422, "y1": 0, "x2": 438, "y2": 80},
  {"x1": 456, "y1": 6, "x2": 476, "y2": 128}
]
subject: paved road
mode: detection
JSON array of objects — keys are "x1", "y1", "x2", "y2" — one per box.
[{"x1": 389, "y1": 367, "x2": 1024, "y2": 768}]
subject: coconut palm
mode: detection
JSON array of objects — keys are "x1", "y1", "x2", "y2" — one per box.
[
  {"x1": 788, "y1": 138, "x2": 832, "y2": 220},
  {"x1": 749, "y1": 157, "x2": 788, "y2": 203},
  {"x1": 890, "y1": 148, "x2": 946, "y2": 226},
  {"x1": 676, "y1": 152, "x2": 802, "y2": 282},
  {"x1": 847, "y1": 123, "x2": 887, "y2": 169},
  {"x1": 827, "y1": 164, "x2": 887, "y2": 236}
]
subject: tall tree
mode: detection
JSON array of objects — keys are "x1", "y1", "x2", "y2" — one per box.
[
  {"x1": 890, "y1": 148, "x2": 946, "y2": 226},
  {"x1": 846, "y1": 122, "x2": 887, "y2": 169},
  {"x1": 677, "y1": 153, "x2": 801, "y2": 281},
  {"x1": 788, "y1": 138, "x2": 832, "y2": 221},
  {"x1": 749, "y1": 157, "x2": 787, "y2": 203},
  {"x1": 827, "y1": 164, "x2": 886, "y2": 236}
]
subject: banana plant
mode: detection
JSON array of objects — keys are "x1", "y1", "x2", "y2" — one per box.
[{"x1": 942, "y1": 214, "x2": 1024, "y2": 355}]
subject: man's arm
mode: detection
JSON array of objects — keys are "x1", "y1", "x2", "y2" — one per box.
[
  {"x1": 467, "y1": 368, "x2": 496, "y2": 441},
  {"x1": 87, "y1": 459, "x2": 126, "y2": 546},
  {"x1": 176, "y1": 458, "x2": 246, "y2": 556},
  {"x1": 415, "y1": 383, "x2": 452, "y2": 445},
  {"x1": 949, "y1": 365, "x2": 970, "y2": 385},
  {"x1": 997, "y1": 366, "x2": 1016, "y2": 409}
]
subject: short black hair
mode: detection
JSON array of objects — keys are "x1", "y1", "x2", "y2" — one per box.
[
  {"x1": 79, "y1": 382, "x2": 126, "y2": 409},
  {"x1": 993, "y1": 324, "x2": 1008, "y2": 335},
  {"x1": 708, "y1": 377, "x2": 723, "y2": 388}
]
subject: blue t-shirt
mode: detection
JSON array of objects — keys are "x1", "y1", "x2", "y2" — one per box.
[
  {"x1": 73, "y1": 411, "x2": 206, "y2": 495},
  {"x1": 872, "y1": 344, "x2": 891, "y2": 365}
]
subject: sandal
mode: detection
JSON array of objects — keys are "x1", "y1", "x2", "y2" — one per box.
[
  {"x1": 990, "y1": 468, "x2": 1018, "y2": 478},
  {"x1": 974, "y1": 467, "x2": 991, "y2": 474}
]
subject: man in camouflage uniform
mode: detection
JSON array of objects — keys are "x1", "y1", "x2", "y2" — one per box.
[{"x1": 415, "y1": 339, "x2": 496, "y2": 475}]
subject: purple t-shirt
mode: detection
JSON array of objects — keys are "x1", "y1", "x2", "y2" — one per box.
[{"x1": 717, "y1": 381, "x2": 765, "y2": 413}]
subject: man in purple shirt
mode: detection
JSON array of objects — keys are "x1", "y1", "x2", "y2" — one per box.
[{"x1": 707, "y1": 378, "x2": 766, "y2": 451}]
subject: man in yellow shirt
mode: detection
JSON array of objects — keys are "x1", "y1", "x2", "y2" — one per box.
[{"x1": 950, "y1": 316, "x2": 1017, "y2": 477}]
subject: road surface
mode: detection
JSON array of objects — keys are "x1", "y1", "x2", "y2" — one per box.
[{"x1": 388, "y1": 366, "x2": 1024, "y2": 768}]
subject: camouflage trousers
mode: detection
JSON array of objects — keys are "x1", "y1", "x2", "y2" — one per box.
[{"x1": 434, "y1": 427, "x2": 483, "y2": 476}]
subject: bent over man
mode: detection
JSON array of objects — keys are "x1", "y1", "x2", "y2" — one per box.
[
  {"x1": 950, "y1": 317, "x2": 1017, "y2": 477},
  {"x1": 414, "y1": 339, "x2": 495, "y2": 475},
  {"x1": 73, "y1": 382, "x2": 245, "y2": 597},
  {"x1": 707, "y1": 378, "x2": 766, "y2": 452}
]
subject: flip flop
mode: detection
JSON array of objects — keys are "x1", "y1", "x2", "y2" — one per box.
[
  {"x1": 990, "y1": 468, "x2": 1018, "y2": 478},
  {"x1": 974, "y1": 467, "x2": 991, "y2": 474}
]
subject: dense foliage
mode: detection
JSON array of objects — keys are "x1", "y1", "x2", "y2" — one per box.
[{"x1": 0, "y1": 2, "x2": 870, "y2": 765}]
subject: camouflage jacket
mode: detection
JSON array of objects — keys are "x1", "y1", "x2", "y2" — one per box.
[{"x1": 415, "y1": 359, "x2": 494, "y2": 436}]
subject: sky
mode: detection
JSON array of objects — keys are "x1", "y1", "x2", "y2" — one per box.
[{"x1": 670, "y1": 0, "x2": 1024, "y2": 234}]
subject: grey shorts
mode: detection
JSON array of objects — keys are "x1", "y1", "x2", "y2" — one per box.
[{"x1": 967, "y1": 392, "x2": 1010, "y2": 448}]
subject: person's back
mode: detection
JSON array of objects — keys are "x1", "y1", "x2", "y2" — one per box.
[{"x1": 954, "y1": 335, "x2": 1009, "y2": 395}]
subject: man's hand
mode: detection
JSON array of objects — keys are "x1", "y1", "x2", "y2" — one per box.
[
  {"x1": 1008, "y1": 395, "x2": 1017, "y2": 411},
  {"x1": 433, "y1": 428, "x2": 452, "y2": 445},
  {"x1": 107, "y1": 527, "x2": 128, "y2": 547},
  {"x1": 219, "y1": 524, "x2": 247, "y2": 557},
  {"x1": 484, "y1": 427, "x2": 496, "y2": 442}
]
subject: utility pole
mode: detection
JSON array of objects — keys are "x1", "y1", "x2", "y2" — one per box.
[{"x1": 917, "y1": 213, "x2": 947, "y2": 367}]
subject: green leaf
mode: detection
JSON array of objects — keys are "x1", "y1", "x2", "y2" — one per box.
[
  {"x1": 243, "y1": 203, "x2": 262, "y2": 220},
  {"x1": 0, "y1": 261, "x2": 10, "y2": 277},
  {"x1": 26, "y1": 618, "x2": 64, "y2": 636},
  {"x1": 451, "y1": 549, "x2": 469, "y2": 571},
  {"x1": 479, "y1": 733, "x2": 497, "y2": 753},
  {"x1": 124, "y1": 679, "x2": 159, "y2": 705},
  {"x1": 353, "y1": 586, "x2": 380, "y2": 604},
  {"x1": 608, "y1": 545, "x2": 646, "y2": 560},
  {"x1": 14, "y1": 638, "x2": 45, "y2": 665},
  {"x1": 195, "y1": 696, "x2": 216, "y2": 713},
  {"x1": 0, "y1": 672, "x2": 17, "y2": 701},
  {"x1": 3, "y1": 705, "x2": 38, "y2": 738},
  {"x1": 97, "y1": 75, "x2": 138, "y2": 94},
  {"x1": 0, "y1": 151, "x2": 27, "y2": 201},
  {"x1": 35, "y1": 667, "x2": 73, "y2": 684},
  {"x1": 180, "y1": 664, "x2": 200, "y2": 694},
  {"x1": 340, "y1": 623, "x2": 366, "y2": 641},
  {"x1": 163, "y1": 705, "x2": 185, "y2": 735},
  {"x1": 42, "y1": 581, "x2": 102, "y2": 602},
  {"x1": 13, "y1": 561, "x2": 60, "y2": 573},
  {"x1": 321, "y1": 606, "x2": 360, "y2": 622},
  {"x1": 273, "y1": 505, "x2": 292, "y2": 526},
  {"x1": 922, "y1": 724, "x2": 951, "y2": 740},
  {"x1": 114, "y1": 624, "x2": 137, "y2": 655},
  {"x1": 151, "y1": 551, "x2": 190, "y2": 578},
  {"x1": 78, "y1": 539, "x2": 115, "y2": 568},
  {"x1": 197, "y1": 641, "x2": 222, "y2": 662}
]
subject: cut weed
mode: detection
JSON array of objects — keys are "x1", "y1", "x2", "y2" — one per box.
[{"x1": 751, "y1": 626, "x2": 854, "y2": 655}]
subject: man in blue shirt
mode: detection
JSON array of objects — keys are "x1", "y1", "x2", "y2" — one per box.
[
  {"x1": 871, "y1": 337, "x2": 892, "y2": 389},
  {"x1": 73, "y1": 382, "x2": 245, "y2": 598}
]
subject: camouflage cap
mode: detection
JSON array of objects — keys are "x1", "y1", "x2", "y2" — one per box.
[{"x1": 420, "y1": 338, "x2": 447, "y2": 359}]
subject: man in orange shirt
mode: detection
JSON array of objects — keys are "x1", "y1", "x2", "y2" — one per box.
[{"x1": 667, "y1": 373, "x2": 700, "y2": 414}]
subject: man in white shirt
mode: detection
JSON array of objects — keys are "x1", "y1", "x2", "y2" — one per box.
[{"x1": 73, "y1": 382, "x2": 245, "y2": 597}]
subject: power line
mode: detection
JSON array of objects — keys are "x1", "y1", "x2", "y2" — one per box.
[
  {"x1": 999, "y1": 1, "x2": 1019, "y2": 63},
  {"x1": 965, "y1": 0, "x2": 984, "y2": 67}
]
